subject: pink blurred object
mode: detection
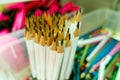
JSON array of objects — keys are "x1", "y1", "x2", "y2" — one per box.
[
  {"x1": 60, "y1": 2, "x2": 73, "y2": 15},
  {"x1": 25, "y1": 1, "x2": 44, "y2": 13},
  {"x1": 6, "y1": 2, "x2": 25, "y2": 10},
  {"x1": 70, "y1": 6, "x2": 80, "y2": 12},
  {"x1": 34, "y1": 9, "x2": 43, "y2": 17},
  {"x1": 48, "y1": 0, "x2": 59, "y2": 8},
  {"x1": 23, "y1": 77, "x2": 30, "y2": 80},
  {"x1": 0, "y1": 29, "x2": 10, "y2": 36},
  {"x1": 0, "y1": 12, "x2": 9, "y2": 21},
  {"x1": 12, "y1": 9, "x2": 26, "y2": 31},
  {"x1": 49, "y1": 4, "x2": 59, "y2": 15},
  {"x1": 0, "y1": 35, "x2": 29, "y2": 72}
]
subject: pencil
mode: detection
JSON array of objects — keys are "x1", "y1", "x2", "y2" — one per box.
[
  {"x1": 65, "y1": 11, "x2": 81, "y2": 79},
  {"x1": 53, "y1": 39, "x2": 64, "y2": 80},
  {"x1": 59, "y1": 33, "x2": 71, "y2": 80},
  {"x1": 25, "y1": 17, "x2": 36, "y2": 78},
  {"x1": 39, "y1": 32, "x2": 46, "y2": 80}
]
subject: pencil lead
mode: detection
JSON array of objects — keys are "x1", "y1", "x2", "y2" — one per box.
[
  {"x1": 69, "y1": 34, "x2": 71, "y2": 40},
  {"x1": 77, "y1": 22, "x2": 79, "y2": 29},
  {"x1": 48, "y1": 32, "x2": 51, "y2": 37},
  {"x1": 42, "y1": 32, "x2": 44, "y2": 36},
  {"x1": 40, "y1": 26, "x2": 42, "y2": 31},
  {"x1": 54, "y1": 36, "x2": 56, "y2": 42},
  {"x1": 61, "y1": 39, "x2": 64, "y2": 45},
  {"x1": 52, "y1": 29, "x2": 54, "y2": 35},
  {"x1": 67, "y1": 28, "x2": 69, "y2": 33}
]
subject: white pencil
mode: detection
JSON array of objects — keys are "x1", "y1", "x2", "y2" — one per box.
[
  {"x1": 59, "y1": 34, "x2": 71, "y2": 80},
  {"x1": 34, "y1": 32, "x2": 41, "y2": 80},
  {"x1": 46, "y1": 32, "x2": 52, "y2": 80},
  {"x1": 98, "y1": 61, "x2": 106, "y2": 80},
  {"x1": 52, "y1": 39, "x2": 64, "y2": 80},
  {"x1": 39, "y1": 32, "x2": 46, "y2": 80},
  {"x1": 65, "y1": 11, "x2": 81, "y2": 79},
  {"x1": 49, "y1": 36, "x2": 57, "y2": 80},
  {"x1": 65, "y1": 22, "x2": 80, "y2": 79},
  {"x1": 25, "y1": 18, "x2": 36, "y2": 78},
  {"x1": 77, "y1": 35, "x2": 106, "y2": 46},
  {"x1": 86, "y1": 32, "x2": 111, "y2": 61}
]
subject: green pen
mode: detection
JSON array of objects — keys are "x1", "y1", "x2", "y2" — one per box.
[
  {"x1": 80, "y1": 44, "x2": 90, "y2": 66},
  {"x1": 111, "y1": 63, "x2": 120, "y2": 80},
  {"x1": 115, "y1": 62, "x2": 120, "y2": 80},
  {"x1": 111, "y1": 68, "x2": 117, "y2": 80},
  {"x1": 105, "y1": 53, "x2": 120, "y2": 78}
]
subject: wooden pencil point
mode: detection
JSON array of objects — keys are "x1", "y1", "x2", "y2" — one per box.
[
  {"x1": 65, "y1": 39, "x2": 71, "y2": 47},
  {"x1": 26, "y1": 31, "x2": 32, "y2": 40},
  {"x1": 57, "y1": 41, "x2": 64, "y2": 53},
  {"x1": 50, "y1": 41, "x2": 57, "y2": 51},
  {"x1": 40, "y1": 35, "x2": 45, "y2": 46},
  {"x1": 73, "y1": 27, "x2": 79, "y2": 37},
  {"x1": 34, "y1": 33, "x2": 39, "y2": 43}
]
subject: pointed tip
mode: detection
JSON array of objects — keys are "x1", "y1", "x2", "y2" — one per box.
[
  {"x1": 80, "y1": 73, "x2": 85, "y2": 78},
  {"x1": 67, "y1": 28, "x2": 69, "y2": 33},
  {"x1": 77, "y1": 22, "x2": 79, "y2": 29},
  {"x1": 52, "y1": 29, "x2": 54, "y2": 34},
  {"x1": 69, "y1": 34, "x2": 71, "y2": 40},
  {"x1": 42, "y1": 32, "x2": 44, "y2": 36},
  {"x1": 48, "y1": 32, "x2": 51, "y2": 37},
  {"x1": 61, "y1": 39, "x2": 64, "y2": 45}
]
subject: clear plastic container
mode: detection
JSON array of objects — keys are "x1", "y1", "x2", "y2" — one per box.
[
  {"x1": 80, "y1": 9, "x2": 120, "y2": 41},
  {"x1": 0, "y1": 29, "x2": 31, "y2": 80}
]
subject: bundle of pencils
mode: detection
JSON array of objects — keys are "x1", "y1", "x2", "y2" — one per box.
[{"x1": 24, "y1": 10, "x2": 81, "y2": 80}]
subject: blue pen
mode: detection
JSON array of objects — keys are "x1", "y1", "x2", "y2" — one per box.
[
  {"x1": 73, "y1": 61, "x2": 77, "y2": 80},
  {"x1": 81, "y1": 39, "x2": 117, "y2": 78},
  {"x1": 91, "y1": 39, "x2": 118, "y2": 65},
  {"x1": 76, "y1": 55, "x2": 81, "y2": 80},
  {"x1": 73, "y1": 55, "x2": 81, "y2": 80},
  {"x1": 86, "y1": 44, "x2": 97, "y2": 57},
  {"x1": 93, "y1": 74, "x2": 98, "y2": 80},
  {"x1": 91, "y1": 71, "x2": 98, "y2": 77},
  {"x1": 77, "y1": 61, "x2": 80, "y2": 80}
]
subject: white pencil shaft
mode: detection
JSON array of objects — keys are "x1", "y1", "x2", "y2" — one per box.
[
  {"x1": 65, "y1": 37, "x2": 79, "y2": 79},
  {"x1": 98, "y1": 61, "x2": 105, "y2": 80},
  {"x1": 34, "y1": 43, "x2": 40, "y2": 80},
  {"x1": 50, "y1": 51, "x2": 56, "y2": 80},
  {"x1": 86, "y1": 35, "x2": 110, "y2": 61},
  {"x1": 59, "y1": 47, "x2": 71, "y2": 80},
  {"x1": 25, "y1": 39, "x2": 36, "y2": 78},
  {"x1": 46, "y1": 47, "x2": 50, "y2": 80},
  {"x1": 77, "y1": 35, "x2": 106, "y2": 46},
  {"x1": 53, "y1": 53, "x2": 63, "y2": 80},
  {"x1": 39, "y1": 45, "x2": 46, "y2": 80}
]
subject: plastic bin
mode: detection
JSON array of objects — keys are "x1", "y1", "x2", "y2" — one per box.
[
  {"x1": 0, "y1": 29, "x2": 31, "y2": 80},
  {"x1": 80, "y1": 9, "x2": 120, "y2": 41}
]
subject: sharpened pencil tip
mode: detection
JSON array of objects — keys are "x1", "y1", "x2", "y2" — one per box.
[
  {"x1": 77, "y1": 22, "x2": 79, "y2": 29},
  {"x1": 80, "y1": 73, "x2": 85, "y2": 78}
]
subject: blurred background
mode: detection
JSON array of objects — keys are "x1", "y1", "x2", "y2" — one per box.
[
  {"x1": 1, "y1": 0, "x2": 120, "y2": 12},
  {"x1": 61, "y1": 0, "x2": 120, "y2": 13}
]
